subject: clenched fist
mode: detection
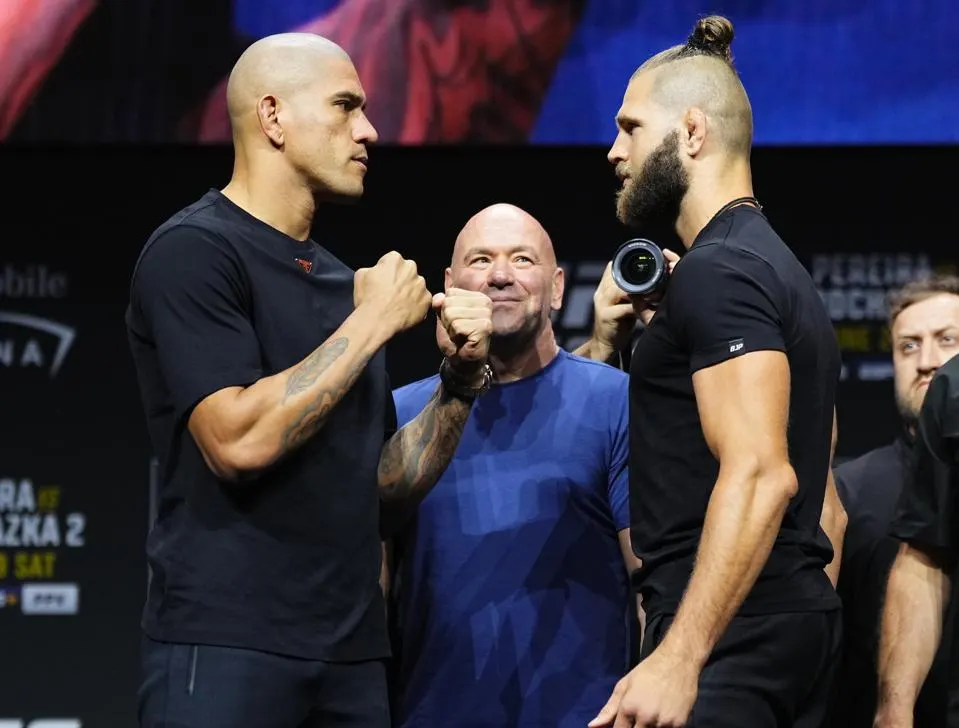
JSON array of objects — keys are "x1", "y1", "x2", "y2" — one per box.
[
  {"x1": 354, "y1": 251, "x2": 431, "y2": 337},
  {"x1": 433, "y1": 288, "x2": 493, "y2": 375}
]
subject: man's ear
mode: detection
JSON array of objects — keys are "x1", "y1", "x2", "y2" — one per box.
[
  {"x1": 682, "y1": 106, "x2": 707, "y2": 158},
  {"x1": 551, "y1": 266, "x2": 565, "y2": 311},
  {"x1": 257, "y1": 95, "x2": 284, "y2": 148}
]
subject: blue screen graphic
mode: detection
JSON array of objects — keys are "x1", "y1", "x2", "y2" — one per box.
[{"x1": 233, "y1": 0, "x2": 959, "y2": 146}]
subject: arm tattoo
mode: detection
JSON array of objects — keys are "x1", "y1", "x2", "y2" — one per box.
[
  {"x1": 379, "y1": 384, "x2": 471, "y2": 517},
  {"x1": 283, "y1": 337, "x2": 349, "y2": 401},
  {"x1": 280, "y1": 338, "x2": 370, "y2": 451}
]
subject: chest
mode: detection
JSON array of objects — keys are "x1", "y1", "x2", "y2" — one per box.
[
  {"x1": 631, "y1": 305, "x2": 693, "y2": 400},
  {"x1": 244, "y1": 253, "x2": 355, "y2": 373},
  {"x1": 418, "y1": 395, "x2": 612, "y2": 535}
]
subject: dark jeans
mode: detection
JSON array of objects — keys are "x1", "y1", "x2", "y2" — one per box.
[
  {"x1": 138, "y1": 635, "x2": 390, "y2": 728},
  {"x1": 643, "y1": 609, "x2": 842, "y2": 728}
]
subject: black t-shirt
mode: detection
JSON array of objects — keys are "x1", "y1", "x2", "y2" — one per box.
[
  {"x1": 892, "y1": 356, "x2": 959, "y2": 726},
  {"x1": 832, "y1": 438, "x2": 954, "y2": 728},
  {"x1": 628, "y1": 205, "x2": 841, "y2": 617},
  {"x1": 893, "y1": 356, "x2": 959, "y2": 553},
  {"x1": 125, "y1": 189, "x2": 395, "y2": 661}
]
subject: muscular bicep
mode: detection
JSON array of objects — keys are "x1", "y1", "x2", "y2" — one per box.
[
  {"x1": 692, "y1": 350, "x2": 792, "y2": 474},
  {"x1": 187, "y1": 386, "x2": 257, "y2": 479},
  {"x1": 132, "y1": 228, "x2": 265, "y2": 476}
]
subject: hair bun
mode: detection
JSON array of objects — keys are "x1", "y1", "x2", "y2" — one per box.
[{"x1": 687, "y1": 15, "x2": 735, "y2": 63}]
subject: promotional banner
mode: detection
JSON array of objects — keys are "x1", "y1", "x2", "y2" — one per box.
[
  {"x1": 0, "y1": 144, "x2": 953, "y2": 725},
  {"x1": 0, "y1": 250, "x2": 151, "y2": 724},
  {"x1": 1, "y1": 0, "x2": 955, "y2": 144}
]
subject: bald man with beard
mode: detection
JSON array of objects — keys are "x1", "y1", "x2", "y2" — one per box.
[
  {"x1": 387, "y1": 202, "x2": 642, "y2": 728},
  {"x1": 126, "y1": 32, "x2": 493, "y2": 728}
]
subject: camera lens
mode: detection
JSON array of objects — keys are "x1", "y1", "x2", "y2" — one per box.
[
  {"x1": 610, "y1": 238, "x2": 668, "y2": 297},
  {"x1": 622, "y1": 249, "x2": 656, "y2": 285}
]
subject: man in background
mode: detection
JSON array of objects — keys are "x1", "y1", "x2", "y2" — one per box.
[{"x1": 839, "y1": 276, "x2": 959, "y2": 728}]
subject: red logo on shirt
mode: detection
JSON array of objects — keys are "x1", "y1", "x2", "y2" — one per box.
[{"x1": 294, "y1": 257, "x2": 313, "y2": 274}]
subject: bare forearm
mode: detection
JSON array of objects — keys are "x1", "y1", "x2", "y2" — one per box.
[
  {"x1": 378, "y1": 383, "x2": 472, "y2": 533},
  {"x1": 213, "y1": 307, "x2": 389, "y2": 473},
  {"x1": 658, "y1": 466, "x2": 795, "y2": 667},
  {"x1": 877, "y1": 545, "x2": 950, "y2": 717},
  {"x1": 820, "y1": 473, "x2": 847, "y2": 588}
]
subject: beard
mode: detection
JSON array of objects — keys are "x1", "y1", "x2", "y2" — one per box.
[
  {"x1": 616, "y1": 130, "x2": 690, "y2": 232},
  {"x1": 896, "y1": 387, "x2": 922, "y2": 435}
]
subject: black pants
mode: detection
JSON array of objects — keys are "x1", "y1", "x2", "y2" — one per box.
[
  {"x1": 642, "y1": 610, "x2": 842, "y2": 728},
  {"x1": 137, "y1": 636, "x2": 390, "y2": 728}
]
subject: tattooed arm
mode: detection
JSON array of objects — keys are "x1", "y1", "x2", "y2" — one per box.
[
  {"x1": 378, "y1": 383, "x2": 474, "y2": 537},
  {"x1": 193, "y1": 0, "x2": 586, "y2": 143},
  {"x1": 187, "y1": 252, "x2": 431, "y2": 483},
  {"x1": 377, "y1": 285, "x2": 492, "y2": 536},
  {"x1": 188, "y1": 307, "x2": 391, "y2": 482}
]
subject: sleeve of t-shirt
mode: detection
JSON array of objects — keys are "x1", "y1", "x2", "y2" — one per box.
[
  {"x1": 391, "y1": 377, "x2": 438, "y2": 429},
  {"x1": 668, "y1": 245, "x2": 786, "y2": 374},
  {"x1": 131, "y1": 225, "x2": 263, "y2": 422},
  {"x1": 607, "y1": 375, "x2": 631, "y2": 531},
  {"x1": 892, "y1": 367, "x2": 959, "y2": 553}
]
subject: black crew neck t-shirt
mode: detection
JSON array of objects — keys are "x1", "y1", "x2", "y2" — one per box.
[
  {"x1": 126, "y1": 189, "x2": 394, "y2": 661},
  {"x1": 629, "y1": 204, "x2": 841, "y2": 617},
  {"x1": 892, "y1": 355, "x2": 959, "y2": 725}
]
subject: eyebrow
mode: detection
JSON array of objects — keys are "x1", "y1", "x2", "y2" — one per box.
[
  {"x1": 616, "y1": 113, "x2": 640, "y2": 130},
  {"x1": 332, "y1": 91, "x2": 366, "y2": 110},
  {"x1": 463, "y1": 245, "x2": 538, "y2": 260},
  {"x1": 896, "y1": 325, "x2": 959, "y2": 339}
]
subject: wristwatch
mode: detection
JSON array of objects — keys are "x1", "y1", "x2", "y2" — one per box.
[{"x1": 439, "y1": 358, "x2": 493, "y2": 401}]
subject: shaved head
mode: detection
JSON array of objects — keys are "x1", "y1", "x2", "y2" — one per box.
[
  {"x1": 222, "y1": 32, "x2": 377, "y2": 202},
  {"x1": 452, "y1": 203, "x2": 556, "y2": 270},
  {"x1": 636, "y1": 56, "x2": 752, "y2": 156},
  {"x1": 447, "y1": 203, "x2": 563, "y2": 354},
  {"x1": 630, "y1": 16, "x2": 752, "y2": 156},
  {"x1": 608, "y1": 16, "x2": 756, "y2": 230},
  {"x1": 226, "y1": 33, "x2": 350, "y2": 131}
]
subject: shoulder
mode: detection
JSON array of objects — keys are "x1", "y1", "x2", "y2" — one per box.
[
  {"x1": 560, "y1": 350, "x2": 629, "y2": 387},
  {"x1": 677, "y1": 238, "x2": 779, "y2": 289},
  {"x1": 555, "y1": 353, "x2": 628, "y2": 431},
  {"x1": 135, "y1": 196, "x2": 238, "y2": 279}
]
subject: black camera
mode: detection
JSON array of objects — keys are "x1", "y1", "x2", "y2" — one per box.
[{"x1": 611, "y1": 238, "x2": 669, "y2": 297}]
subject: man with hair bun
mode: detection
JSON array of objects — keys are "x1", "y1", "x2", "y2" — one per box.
[{"x1": 591, "y1": 15, "x2": 844, "y2": 727}]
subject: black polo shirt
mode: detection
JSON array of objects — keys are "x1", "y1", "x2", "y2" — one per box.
[
  {"x1": 629, "y1": 204, "x2": 841, "y2": 617},
  {"x1": 126, "y1": 189, "x2": 393, "y2": 661}
]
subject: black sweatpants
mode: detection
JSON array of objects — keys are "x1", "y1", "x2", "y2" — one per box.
[
  {"x1": 137, "y1": 635, "x2": 390, "y2": 728},
  {"x1": 642, "y1": 609, "x2": 842, "y2": 728}
]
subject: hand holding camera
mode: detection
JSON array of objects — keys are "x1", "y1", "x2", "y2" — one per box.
[{"x1": 610, "y1": 238, "x2": 680, "y2": 325}]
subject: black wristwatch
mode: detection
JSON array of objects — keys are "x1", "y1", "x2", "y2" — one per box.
[{"x1": 439, "y1": 358, "x2": 493, "y2": 401}]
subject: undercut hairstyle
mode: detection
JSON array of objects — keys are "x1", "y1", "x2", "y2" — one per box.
[
  {"x1": 888, "y1": 274, "x2": 959, "y2": 328},
  {"x1": 633, "y1": 15, "x2": 753, "y2": 156}
]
